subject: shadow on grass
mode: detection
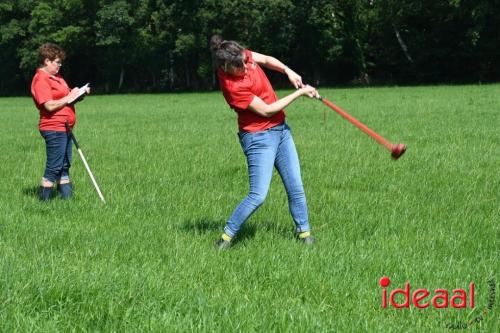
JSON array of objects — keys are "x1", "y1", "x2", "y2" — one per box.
[
  {"x1": 235, "y1": 224, "x2": 256, "y2": 243},
  {"x1": 255, "y1": 221, "x2": 292, "y2": 238},
  {"x1": 179, "y1": 218, "x2": 257, "y2": 244},
  {"x1": 180, "y1": 218, "x2": 222, "y2": 233},
  {"x1": 22, "y1": 186, "x2": 39, "y2": 198}
]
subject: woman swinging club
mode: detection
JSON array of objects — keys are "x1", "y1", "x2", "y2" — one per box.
[{"x1": 210, "y1": 35, "x2": 319, "y2": 249}]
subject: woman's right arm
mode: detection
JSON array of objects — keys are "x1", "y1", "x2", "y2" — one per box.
[
  {"x1": 248, "y1": 85, "x2": 318, "y2": 118},
  {"x1": 43, "y1": 88, "x2": 81, "y2": 112}
]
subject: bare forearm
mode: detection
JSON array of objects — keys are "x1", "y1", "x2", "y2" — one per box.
[
  {"x1": 260, "y1": 56, "x2": 288, "y2": 73},
  {"x1": 267, "y1": 90, "x2": 303, "y2": 114},
  {"x1": 252, "y1": 51, "x2": 302, "y2": 88},
  {"x1": 43, "y1": 97, "x2": 71, "y2": 112},
  {"x1": 249, "y1": 90, "x2": 303, "y2": 117},
  {"x1": 248, "y1": 52, "x2": 317, "y2": 117},
  {"x1": 43, "y1": 86, "x2": 83, "y2": 112}
]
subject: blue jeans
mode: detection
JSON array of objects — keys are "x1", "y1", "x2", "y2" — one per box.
[
  {"x1": 40, "y1": 131, "x2": 72, "y2": 183},
  {"x1": 224, "y1": 123, "x2": 310, "y2": 237}
]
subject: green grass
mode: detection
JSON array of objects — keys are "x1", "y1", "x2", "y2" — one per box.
[{"x1": 0, "y1": 85, "x2": 498, "y2": 332}]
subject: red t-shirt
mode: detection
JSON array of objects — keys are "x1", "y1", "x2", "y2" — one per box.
[
  {"x1": 218, "y1": 49, "x2": 285, "y2": 132},
  {"x1": 31, "y1": 69, "x2": 76, "y2": 131}
]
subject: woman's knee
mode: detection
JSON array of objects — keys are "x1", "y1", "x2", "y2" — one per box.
[
  {"x1": 286, "y1": 184, "x2": 306, "y2": 200},
  {"x1": 247, "y1": 191, "x2": 267, "y2": 207}
]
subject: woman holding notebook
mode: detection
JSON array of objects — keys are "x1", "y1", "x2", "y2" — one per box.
[{"x1": 30, "y1": 42, "x2": 90, "y2": 201}]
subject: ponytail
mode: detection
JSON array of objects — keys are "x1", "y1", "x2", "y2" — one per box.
[{"x1": 210, "y1": 35, "x2": 224, "y2": 53}]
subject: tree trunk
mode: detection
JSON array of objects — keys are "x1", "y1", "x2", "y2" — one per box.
[
  {"x1": 312, "y1": 66, "x2": 321, "y2": 86},
  {"x1": 354, "y1": 37, "x2": 369, "y2": 83},
  {"x1": 169, "y1": 52, "x2": 174, "y2": 89},
  {"x1": 393, "y1": 23, "x2": 414, "y2": 63},
  {"x1": 185, "y1": 64, "x2": 190, "y2": 88},
  {"x1": 118, "y1": 66, "x2": 125, "y2": 90},
  {"x1": 211, "y1": 55, "x2": 217, "y2": 89}
]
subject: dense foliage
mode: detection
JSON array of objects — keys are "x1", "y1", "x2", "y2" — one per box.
[{"x1": 1, "y1": 0, "x2": 499, "y2": 95}]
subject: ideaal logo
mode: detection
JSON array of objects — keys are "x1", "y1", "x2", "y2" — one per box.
[
  {"x1": 379, "y1": 276, "x2": 474, "y2": 309},
  {"x1": 379, "y1": 276, "x2": 497, "y2": 329}
]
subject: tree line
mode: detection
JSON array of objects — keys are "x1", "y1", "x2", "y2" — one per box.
[{"x1": 1, "y1": 0, "x2": 499, "y2": 96}]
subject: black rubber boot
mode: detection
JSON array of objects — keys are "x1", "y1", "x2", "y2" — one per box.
[
  {"x1": 58, "y1": 183, "x2": 73, "y2": 199},
  {"x1": 39, "y1": 186, "x2": 53, "y2": 201}
]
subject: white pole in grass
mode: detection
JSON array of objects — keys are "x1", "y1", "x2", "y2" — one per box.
[
  {"x1": 75, "y1": 147, "x2": 106, "y2": 204},
  {"x1": 65, "y1": 123, "x2": 106, "y2": 204}
]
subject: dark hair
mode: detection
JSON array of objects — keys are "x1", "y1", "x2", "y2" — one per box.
[
  {"x1": 210, "y1": 35, "x2": 245, "y2": 71},
  {"x1": 37, "y1": 42, "x2": 66, "y2": 66}
]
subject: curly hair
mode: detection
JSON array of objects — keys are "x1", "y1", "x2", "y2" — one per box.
[{"x1": 37, "y1": 43, "x2": 66, "y2": 66}]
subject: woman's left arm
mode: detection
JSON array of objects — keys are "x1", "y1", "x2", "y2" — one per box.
[{"x1": 252, "y1": 51, "x2": 303, "y2": 88}]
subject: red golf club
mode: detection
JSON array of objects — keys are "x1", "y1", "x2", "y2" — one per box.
[{"x1": 314, "y1": 93, "x2": 406, "y2": 160}]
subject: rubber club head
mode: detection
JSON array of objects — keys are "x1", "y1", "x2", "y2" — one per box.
[{"x1": 391, "y1": 144, "x2": 407, "y2": 160}]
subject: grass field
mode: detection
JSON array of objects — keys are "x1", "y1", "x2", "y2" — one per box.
[{"x1": 0, "y1": 85, "x2": 498, "y2": 332}]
